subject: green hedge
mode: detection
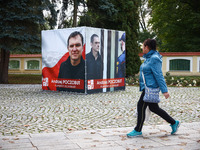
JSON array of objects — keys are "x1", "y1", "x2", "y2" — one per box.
[{"x1": 126, "y1": 75, "x2": 200, "y2": 87}]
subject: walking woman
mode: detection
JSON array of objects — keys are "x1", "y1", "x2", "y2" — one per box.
[{"x1": 127, "y1": 39, "x2": 180, "y2": 137}]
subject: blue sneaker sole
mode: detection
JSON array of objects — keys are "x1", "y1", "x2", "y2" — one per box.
[{"x1": 127, "y1": 134, "x2": 142, "y2": 138}]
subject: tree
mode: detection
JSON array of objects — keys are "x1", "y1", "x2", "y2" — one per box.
[
  {"x1": 79, "y1": 0, "x2": 118, "y2": 28},
  {"x1": 58, "y1": 0, "x2": 86, "y2": 28},
  {"x1": 139, "y1": 0, "x2": 150, "y2": 32},
  {"x1": 79, "y1": 0, "x2": 141, "y2": 77},
  {"x1": 138, "y1": 0, "x2": 157, "y2": 46},
  {"x1": 43, "y1": 0, "x2": 58, "y2": 29},
  {"x1": 0, "y1": 0, "x2": 57, "y2": 83},
  {"x1": 149, "y1": 0, "x2": 200, "y2": 52}
]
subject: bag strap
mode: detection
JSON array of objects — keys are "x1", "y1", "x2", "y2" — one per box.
[{"x1": 142, "y1": 71, "x2": 146, "y2": 86}]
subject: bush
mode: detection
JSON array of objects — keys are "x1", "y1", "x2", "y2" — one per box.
[
  {"x1": 126, "y1": 75, "x2": 200, "y2": 87},
  {"x1": 125, "y1": 76, "x2": 139, "y2": 86}
]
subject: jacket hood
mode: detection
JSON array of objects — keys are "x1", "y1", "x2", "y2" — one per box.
[{"x1": 143, "y1": 50, "x2": 162, "y2": 59}]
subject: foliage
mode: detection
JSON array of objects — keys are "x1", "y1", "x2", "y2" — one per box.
[
  {"x1": 138, "y1": 30, "x2": 156, "y2": 47},
  {"x1": 0, "y1": 0, "x2": 57, "y2": 53},
  {"x1": 126, "y1": 74, "x2": 200, "y2": 87},
  {"x1": 79, "y1": 0, "x2": 141, "y2": 76},
  {"x1": 79, "y1": 0, "x2": 118, "y2": 28},
  {"x1": 58, "y1": 0, "x2": 86, "y2": 28},
  {"x1": 148, "y1": 0, "x2": 200, "y2": 52},
  {"x1": 125, "y1": 76, "x2": 139, "y2": 86},
  {"x1": 0, "y1": 0, "x2": 39, "y2": 52},
  {"x1": 165, "y1": 72, "x2": 200, "y2": 87},
  {"x1": 43, "y1": 0, "x2": 58, "y2": 30}
]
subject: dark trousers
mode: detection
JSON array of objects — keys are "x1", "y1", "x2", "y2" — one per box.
[{"x1": 135, "y1": 90, "x2": 175, "y2": 132}]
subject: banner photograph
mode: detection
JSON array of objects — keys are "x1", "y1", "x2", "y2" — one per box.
[{"x1": 42, "y1": 27, "x2": 125, "y2": 94}]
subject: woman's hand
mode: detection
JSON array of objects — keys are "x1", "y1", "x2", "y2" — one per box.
[{"x1": 163, "y1": 92, "x2": 170, "y2": 99}]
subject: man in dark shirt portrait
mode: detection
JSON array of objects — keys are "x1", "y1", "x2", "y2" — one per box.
[
  {"x1": 86, "y1": 34, "x2": 103, "y2": 80},
  {"x1": 57, "y1": 31, "x2": 85, "y2": 92},
  {"x1": 86, "y1": 34, "x2": 103, "y2": 93}
]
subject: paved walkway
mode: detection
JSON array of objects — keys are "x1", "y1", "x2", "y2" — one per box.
[
  {"x1": 0, "y1": 85, "x2": 200, "y2": 149},
  {"x1": 0, "y1": 122, "x2": 200, "y2": 150}
]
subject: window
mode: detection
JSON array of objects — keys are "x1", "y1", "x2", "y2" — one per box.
[
  {"x1": 199, "y1": 60, "x2": 200, "y2": 72},
  {"x1": 9, "y1": 60, "x2": 20, "y2": 69},
  {"x1": 169, "y1": 59, "x2": 190, "y2": 71},
  {"x1": 26, "y1": 60, "x2": 40, "y2": 70},
  {"x1": 198, "y1": 57, "x2": 200, "y2": 72}
]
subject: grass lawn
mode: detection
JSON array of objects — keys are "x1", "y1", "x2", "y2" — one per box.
[{"x1": 8, "y1": 74, "x2": 42, "y2": 84}]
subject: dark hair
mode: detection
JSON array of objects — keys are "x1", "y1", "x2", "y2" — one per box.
[
  {"x1": 143, "y1": 39, "x2": 157, "y2": 50},
  {"x1": 90, "y1": 34, "x2": 99, "y2": 43},
  {"x1": 67, "y1": 31, "x2": 84, "y2": 46}
]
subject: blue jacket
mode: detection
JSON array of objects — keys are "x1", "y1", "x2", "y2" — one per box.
[{"x1": 139, "y1": 50, "x2": 168, "y2": 93}]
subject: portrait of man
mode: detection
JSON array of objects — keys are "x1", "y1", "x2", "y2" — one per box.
[
  {"x1": 86, "y1": 34, "x2": 103, "y2": 80},
  {"x1": 86, "y1": 34, "x2": 103, "y2": 93},
  {"x1": 117, "y1": 33, "x2": 126, "y2": 78},
  {"x1": 57, "y1": 31, "x2": 85, "y2": 92}
]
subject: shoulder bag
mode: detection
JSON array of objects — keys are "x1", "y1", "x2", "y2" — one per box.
[{"x1": 142, "y1": 71, "x2": 160, "y2": 103}]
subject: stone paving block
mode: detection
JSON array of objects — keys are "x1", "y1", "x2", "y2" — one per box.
[
  {"x1": 105, "y1": 135, "x2": 128, "y2": 141},
  {"x1": 0, "y1": 142, "x2": 34, "y2": 149},
  {"x1": 178, "y1": 131, "x2": 200, "y2": 141},
  {"x1": 153, "y1": 124, "x2": 171, "y2": 132},
  {"x1": 30, "y1": 139, "x2": 74, "y2": 147},
  {"x1": 65, "y1": 130, "x2": 97, "y2": 135},
  {"x1": 82, "y1": 146, "x2": 125, "y2": 150},
  {"x1": 141, "y1": 142, "x2": 200, "y2": 150},
  {"x1": 141, "y1": 125, "x2": 166, "y2": 137},
  {"x1": 76, "y1": 140, "x2": 119, "y2": 149},
  {"x1": 0, "y1": 148, "x2": 37, "y2": 150},
  {"x1": 30, "y1": 136, "x2": 68, "y2": 142},
  {"x1": 174, "y1": 125, "x2": 197, "y2": 135},
  {"x1": 0, "y1": 138, "x2": 30, "y2": 145},
  {"x1": 115, "y1": 136, "x2": 164, "y2": 150},
  {"x1": 0, "y1": 134, "x2": 31, "y2": 139},
  {"x1": 35, "y1": 143, "x2": 80, "y2": 150},
  {"x1": 181, "y1": 122, "x2": 200, "y2": 131},
  {"x1": 66, "y1": 131, "x2": 110, "y2": 143},
  {"x1": 96, "y1": 127, "x2": 133, "y2": 136},
  {"x1": 30, "y1": 132, "x2": 65, "y2": 138},
  {"x1": 149, "y1": 134, "x2": 195, "y2": 146}
]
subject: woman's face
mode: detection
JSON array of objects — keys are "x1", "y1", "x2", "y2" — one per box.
[{"x1": 143, "y1": 44, "x2": 150, "y2": 54}]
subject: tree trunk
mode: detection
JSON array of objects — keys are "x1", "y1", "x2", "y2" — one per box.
[
  {"x1": 0, "y1": 48, "x2": 10, "y2": 84},
  {"x1": 73, "y1": 0, "x2": 78, "y2": 27}
]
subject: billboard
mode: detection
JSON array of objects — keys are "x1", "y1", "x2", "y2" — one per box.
[{"x1": 42, "y1": 27, "x2": 126, "y2": 94}]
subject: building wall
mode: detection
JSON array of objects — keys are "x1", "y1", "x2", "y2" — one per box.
[
  {"x1": 163, "y1": 56, "x2": 200, "y2": 76},
  {"x1": 9, "y1": 53, "x2": 200, "y2": 76},
  {"x1": 9, "y1": 55, "x2": 42, "y2": 74}
]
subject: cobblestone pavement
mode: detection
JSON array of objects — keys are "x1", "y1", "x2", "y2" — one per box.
[{"x1": 0, "y1": 84, "x2": 200, "y2": 136}]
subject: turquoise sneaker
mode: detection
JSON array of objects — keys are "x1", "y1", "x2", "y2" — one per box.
[
  {"x1": 170, "y1": 120, "x2": 180, "y2": 135},
  {"x1": 127, "y1": 130, "x2": 142, "y2": 138}
]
